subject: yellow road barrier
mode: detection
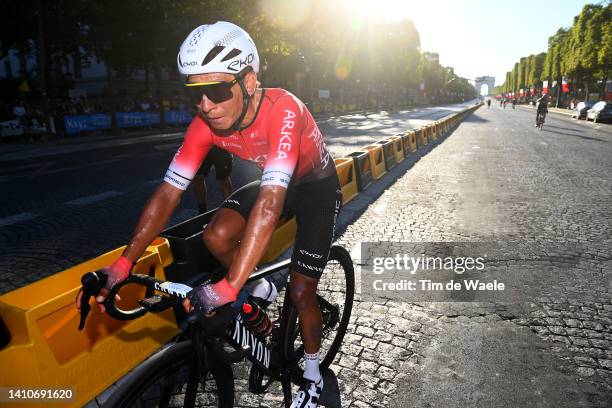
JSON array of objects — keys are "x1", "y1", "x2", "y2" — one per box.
[
  {"x1": 334, "y1": 157, "x2": 359, "y2": 204},
  {"x1": 402, "y1": 130, "x2": 417, "y2": 154},
  {"x1": 386, "y1": 136, "x2": 404, "y2": 164},
  {"x1": 0, "y1": 239, "x2": 178, "y2": 408},
  {"x1": 346, "y1": 150, "x2": 373, "y2": 191},
  {"x1": 417, "y1": 126, "x2": 428, "y2": 147},
  {"x1": 363, "y1": 144, "x2": 387, "y2": 180}
]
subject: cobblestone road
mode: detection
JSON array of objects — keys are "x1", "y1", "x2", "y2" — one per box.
[
  {"x1": 213, "y1": 105, "x2": 611, "y2": 407},
  {"x1": 331, "y1": 106, "x2": 612, "y2": 407}
]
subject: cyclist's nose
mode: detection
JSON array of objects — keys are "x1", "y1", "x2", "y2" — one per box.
[{"x1": 201, "y1": 95, "x2": 217, "y2": 113}]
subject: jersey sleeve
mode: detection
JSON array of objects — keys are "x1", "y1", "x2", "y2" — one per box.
[
  {"x1": 164, "y1": 115, "x2": 212, "y2": 190},
  {"x1": 261, "y1": 96, "x2": 303, "y2": 188}
]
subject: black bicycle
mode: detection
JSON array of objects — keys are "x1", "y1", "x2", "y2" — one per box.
[
  {"x1": 536, "y1": 110, "x2": 546, "y2": 129},
  {"x1": 79, "y1": 245, "x2": 354, "y2": 407}
]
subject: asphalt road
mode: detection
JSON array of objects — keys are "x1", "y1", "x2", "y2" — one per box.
[{"x1": 0, "y1": 102, "x2": 474, "y2": 294}]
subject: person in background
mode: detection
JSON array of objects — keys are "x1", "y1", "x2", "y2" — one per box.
[{"x1": 194, "y1": 146, "x2": 233, "y2": 214}]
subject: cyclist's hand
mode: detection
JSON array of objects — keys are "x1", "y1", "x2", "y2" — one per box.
[
  {"x1": 183, "y1": 278, "x2": 238, "y2": 315},
  {"x1": 75, "y1": 256, "x2": 132, "y2": 313}
]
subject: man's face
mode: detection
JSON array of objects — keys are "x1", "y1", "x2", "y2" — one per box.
[{"x1": 187, "y1": 72, "x2": 244, "y2": 130}]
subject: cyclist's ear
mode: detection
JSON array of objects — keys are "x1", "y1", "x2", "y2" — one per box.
[{"x1": 243, "y1": 71, "x2": 258, "y2": 96}]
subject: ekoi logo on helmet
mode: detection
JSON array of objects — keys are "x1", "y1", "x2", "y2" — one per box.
[
  {"x1": 227, "y1": 52, "x2": 255, "y2": 72},
  {"x1": 177, "y1": 22, "x2": 260, "y2": 76}
]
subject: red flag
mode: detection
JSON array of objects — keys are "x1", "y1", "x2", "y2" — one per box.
[
  {"x1": 543, "y1": 80, "x2": 548, "y2": 93},
  {"x1": 562, "y1": 77, "x2": 569, "y2": 93}
]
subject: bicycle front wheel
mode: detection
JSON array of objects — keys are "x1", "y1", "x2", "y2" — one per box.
[
  {"x1": 104, "y1": 340, "x2": 234, "y2": 408},
  {"x1": 283, "y1": 245, "x2": 355, "y2": 371}
]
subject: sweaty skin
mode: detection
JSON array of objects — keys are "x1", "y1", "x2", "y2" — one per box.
[
  {"x1": 76, "y1": 72, "x2": 259, "y2": 311},
  {"x1": 76, "y1": 183, "x2": 183, "y2": 311}
]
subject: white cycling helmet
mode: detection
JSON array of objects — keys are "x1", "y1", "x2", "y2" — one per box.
[{"x1": 177, "y1": 21, "x2": 260, "y2": 76}]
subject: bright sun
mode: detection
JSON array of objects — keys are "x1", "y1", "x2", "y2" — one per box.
[{"x1": 352, "y1": 0, "x2": 427, "y2": 23}]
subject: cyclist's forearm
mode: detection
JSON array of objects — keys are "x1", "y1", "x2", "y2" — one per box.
[
  {"x1": 123, "y1": 183, "x2": 182, "y2": 263},
  {"x1": 226, "y1": 192, "x2": 283, "y2": 290}
]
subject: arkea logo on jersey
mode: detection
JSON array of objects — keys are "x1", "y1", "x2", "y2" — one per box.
[
  {"x1": 307, "y1": 127, "x2": 331, "y2": 170},
  {"x1": 276, "y1": 109, "x2": 296, "y2": 160}
]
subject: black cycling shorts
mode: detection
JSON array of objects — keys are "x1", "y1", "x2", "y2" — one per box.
[
  {"x1": 198, "y1": 146, "x2": 233, "y2": 180},
  {"x1": 220, "y1": 175, "x2": 342, "y2": 279}
]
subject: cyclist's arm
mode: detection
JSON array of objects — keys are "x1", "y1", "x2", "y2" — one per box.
[
  {"x1": 124, "y1": 116, "x2": 212, "y2": 263},
  {"x1": 122, "y1": 183, "x2": 183, "y2": 262},
  {"x1": 226, "y1": 97, "x2": 302, "y2": 290}
]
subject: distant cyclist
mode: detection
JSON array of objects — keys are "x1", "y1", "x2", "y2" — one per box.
[
  {"x1": 535, "y1": 93, "x2": 549, "y2": 127},
  {"x1": 487, "y1": 99, "x2": 491, "y2": 108},
  {"x1": 512, "y1": 98, "x2": 516, "y2": 109}
]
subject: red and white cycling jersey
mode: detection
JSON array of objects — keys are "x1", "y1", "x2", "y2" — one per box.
[{"x1": 164, "y1": 88, "x2": 334, "y2": 190}]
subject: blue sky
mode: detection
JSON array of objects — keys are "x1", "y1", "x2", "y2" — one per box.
[{"x1": 379, "y1": 0, "x2": 597, "y2": 86}]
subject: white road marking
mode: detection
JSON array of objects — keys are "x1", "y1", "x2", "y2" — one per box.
[
  {"x1": 28, "y1": 162, "x2": 54, "y2": 179},
  {"x1": 540, "y1": 141, "x2": 548, "y2": 146},
  {"x1": 0, "y1": 212, "x2": 39, "y2": 226},
  {"x1": 65, "y1": 191, "x2": 123, "y2": 205},
  {"x1": 472, "y1": 146, "x2": 480, "y2": 149}
]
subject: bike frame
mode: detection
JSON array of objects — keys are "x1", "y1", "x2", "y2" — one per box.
[{"x1": 100, "y1": 259, "x2": 300, "y2": 404}]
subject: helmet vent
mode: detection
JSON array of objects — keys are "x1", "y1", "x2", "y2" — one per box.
[
  {"x1": 215, "y1": 29, "x2": 241, "y2": 47},
  {"x1": 188, "y1": 26, "x2": 208, "y2": 46},
  {"x1": 221, "y1": 48, "x2": 242, "y2": 62},
  {"x1": 202, "y1": 45, "x2": 226, "y2": 66}
]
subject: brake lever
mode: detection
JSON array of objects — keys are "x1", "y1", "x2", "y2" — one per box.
[
  {"x1": 78, "y1": 294, "x2": 91, "y2": 331},
  {"x1": 78, "y1": 271, "x2": 108, "y2": 331}
]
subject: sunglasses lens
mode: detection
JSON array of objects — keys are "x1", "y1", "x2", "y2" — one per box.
[
  {"x1": 187, "y1": 87, "x2": 204, "y2": 104},
  {"x1": 203, "y1": 83, "x2": 234, "y2": 103},
  {"x1": 186, "y1": 82, "x2": 235, "y2": 105}
]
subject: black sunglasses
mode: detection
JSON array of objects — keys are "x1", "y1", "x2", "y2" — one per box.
[{"x1": 185, "y1": 78, "x2": 238, "y2": 104}]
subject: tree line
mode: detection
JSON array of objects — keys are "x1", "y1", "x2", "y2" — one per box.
[
  {"x1": 493, "y1": 2, "x2": 611, "y2": 104},
  {"x1": 1, "y1": 0, "x2": 476, "y2": 109}
]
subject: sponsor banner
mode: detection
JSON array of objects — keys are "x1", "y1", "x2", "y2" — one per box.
[
  {"x1": 0, "y1": 120, "x2": 24, "y2": 137},
  {"x1": 164, "y1": 110, "x2": 193, "y2": 125},
  {"x1": 64, "y1": 114, "x2": 112, "y2": 134},
  {"x1": 116, "y1": 112, "x2": 160, "y2": 128}
]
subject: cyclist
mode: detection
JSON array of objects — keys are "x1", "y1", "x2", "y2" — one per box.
[
  {"x1": 535, "y1": 93, "x2": 549, "y2": 126},
  {"x1": 194, "y1": 146, "x2": 233, "y2": 214},
  {"x1": 76, "y1": 21, "x2": 340, "y2": 407},
  {"x1": 487, "y1": 99, "x2": 491, "y2": 108}
]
